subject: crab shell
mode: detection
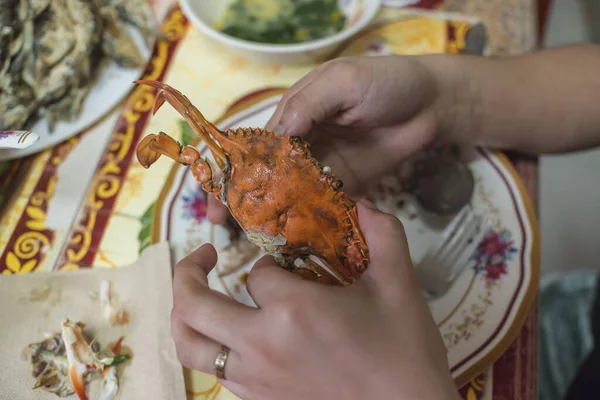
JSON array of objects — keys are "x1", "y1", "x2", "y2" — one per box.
[
  {"x1": 134, "y1": 80, "x2": 369, "y2": 286},
  {"x1": 209, "y1": 127, "x2": 369, "y2": 285}
]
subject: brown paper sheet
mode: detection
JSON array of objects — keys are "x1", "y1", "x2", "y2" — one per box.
[{"x1": 0, "y1": 242, "x2": 186, "y2": 400}]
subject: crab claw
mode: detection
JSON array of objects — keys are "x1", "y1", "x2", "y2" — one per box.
[
  {"x1": 136, "y1": 132, "x2": 184, "y2": 168},
  {"x1": 137, "y1": 132, "x2": 204, "y2": 169},
  {"x1": 151, "y1": 91, "x2": 166, "y2": 116},
  {"x1": 134, "y1": 79, "x2": 228, "y2": 170},
  {"x1": 136, "y1": 133, "x2": 163, "y2": 168}
]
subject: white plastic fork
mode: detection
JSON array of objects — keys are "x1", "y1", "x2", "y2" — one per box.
[{"x1": 415, "y1": 205, "x2": 491, "y2": 299}]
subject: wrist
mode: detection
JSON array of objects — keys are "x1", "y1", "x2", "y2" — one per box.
[{"x1": 415, "y1": 54, "x2": 484, "y2": 147}]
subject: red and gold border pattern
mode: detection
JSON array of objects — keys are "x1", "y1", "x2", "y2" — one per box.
[
  {"x1": 186, "y1": 381, "x2": 223, "y2": 400},
  {"x1": 0, "y1": 137, "x2": 79, "y2": 274},
  {"x1": 403, "y1": 0, "x2": 445, "y2": 9},
  {"x1": 446, "y1": 20, "x2": 472, "y2": 53},
  {"x1": 56, "y1": 4, "x2": 190, "y2": 270},
  {"x1": 330, "y1": 16, "x2": 475, "y2": 59},
  {"x1": 0, "y1": 157, "x2": 31, "y2": 214},
  {"x1": 458, "y1": 374, "x2": 486, "y2": 400}
]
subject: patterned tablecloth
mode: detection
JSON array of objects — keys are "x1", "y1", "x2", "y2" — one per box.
[{"x1": 0, "y1": 1, "x2": 538, "y2": 399}]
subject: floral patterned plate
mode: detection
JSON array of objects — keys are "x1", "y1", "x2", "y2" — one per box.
[{"x1": 151, "y1": 89, "x2": 539, "y2": 392}]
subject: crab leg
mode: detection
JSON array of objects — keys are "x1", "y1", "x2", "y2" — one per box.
[
  {"x1": 135, "y1": 79, "x2": 228, "y2": 170},
  {"x1": 299, "y1": 258, "x2": 344, "y2": 286},
  {"x1": 137, "y1": 132, "x2": 223, "y2": 199}
]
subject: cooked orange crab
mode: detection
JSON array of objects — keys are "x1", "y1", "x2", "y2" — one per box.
[{"x1": 135, "y1": 80, "x2": 369, "y2": 286}]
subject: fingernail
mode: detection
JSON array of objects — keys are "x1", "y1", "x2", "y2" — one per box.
[
  {"x1": 358, "y1": 198, "x2": 378, "y2": 210},
  {"x1": 271, "y1": 123, "x2": 287, "y2": 136}
]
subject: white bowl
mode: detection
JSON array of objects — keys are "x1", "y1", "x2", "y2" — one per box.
[{"x1": 179, "y1": 0, "x2": 382, "y2": 64}]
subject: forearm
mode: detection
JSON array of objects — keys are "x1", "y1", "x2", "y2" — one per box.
[{"x1": 424, "y1": 44, "x2": 600, "y2": 154}]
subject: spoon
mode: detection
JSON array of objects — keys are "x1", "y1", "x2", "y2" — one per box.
[
  {"x1": 0, "y1": 130, "x2": 40, "y2": 150},
  {"x1": 408, "y1": 153, "x2": 475, "y2": 216}
]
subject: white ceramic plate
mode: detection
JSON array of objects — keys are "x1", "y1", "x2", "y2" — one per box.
[
  {"x1": 0, "y1": 27, "x2": 153, "y2": 162},
  {"x1": 152, "y1": 91, "x2": 539, "y2": 390}
]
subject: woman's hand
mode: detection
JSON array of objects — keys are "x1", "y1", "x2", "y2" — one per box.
[
  {"x1": 171, "y1": 201, "x2": 460, "y2": 400},
  {"x1": 207, "y1": 55, "x2": 457, "y2": 224},
  {"x1": 208, "y1": 45, "x2": 600, "y2": 223}
]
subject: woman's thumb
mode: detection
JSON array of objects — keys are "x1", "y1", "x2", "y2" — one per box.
[{"x1": 356, "y1": 199, "x2": 416, "y2": 289}]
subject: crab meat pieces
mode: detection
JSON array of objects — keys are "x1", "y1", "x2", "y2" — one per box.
[
  {"x1": 99, "y1": 280, "x2": 129, "y2": 326},
  {"x1": 97, "y1": 337, "x2": 125, "y2": 400},
  {"x1": 61, "y1": 319, "x2": 104, "y2": 400}
]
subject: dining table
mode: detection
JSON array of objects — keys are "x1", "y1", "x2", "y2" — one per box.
[{"x1": 0, "y1": 0, "x2": 539, "y2": 399}]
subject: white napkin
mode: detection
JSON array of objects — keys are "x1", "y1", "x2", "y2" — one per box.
[{"x1": 0, "y1": 242, "x2": 186, "y2": 400}]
